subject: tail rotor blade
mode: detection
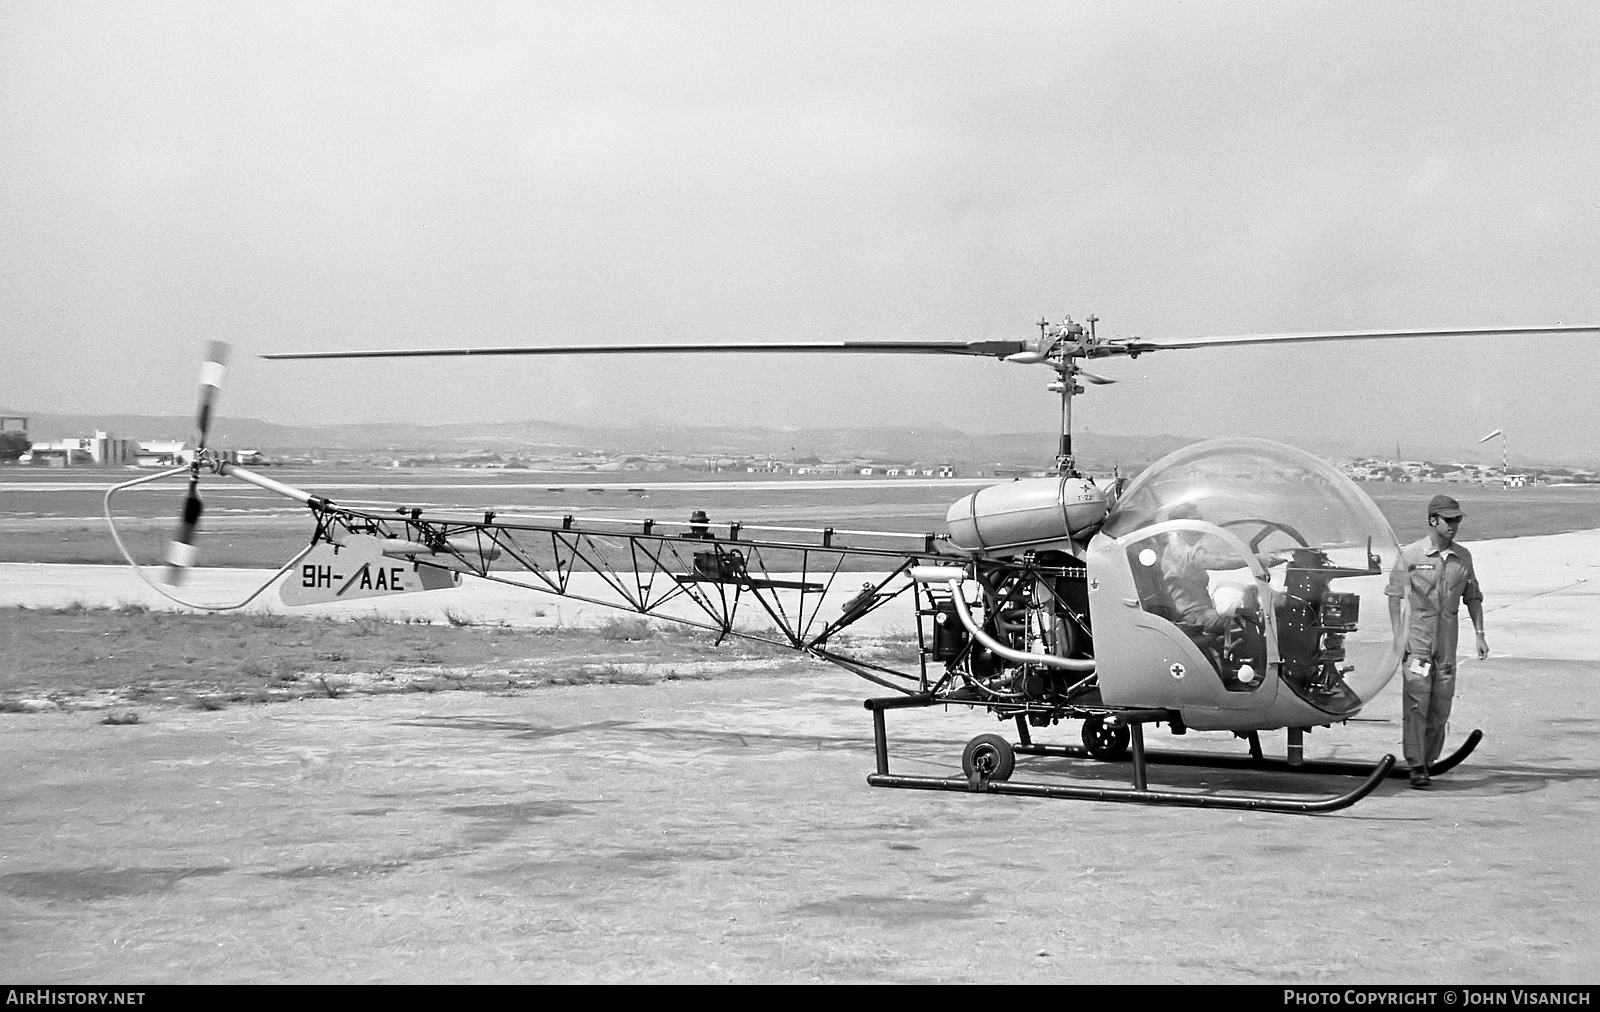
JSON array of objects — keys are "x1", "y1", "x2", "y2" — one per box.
[
  {"x1": 164, "y1": 476, "x2": 204, "y2": 585},
  {"x1": 166, "y1": 340, "x2": 230, "y2": 585},
  {"x1": 194, "y1": 340, "x2": 231, "y2": 450}
]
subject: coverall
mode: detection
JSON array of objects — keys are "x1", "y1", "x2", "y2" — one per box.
[{"x1": 1385, "y1": 538, "x2": 1483, "y2": 769}]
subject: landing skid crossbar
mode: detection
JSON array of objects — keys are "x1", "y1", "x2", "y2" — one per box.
[{"x1": 863, "y1": 695, "x2": 1397, "y2": 814}]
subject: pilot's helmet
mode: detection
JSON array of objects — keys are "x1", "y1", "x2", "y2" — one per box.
[
  {"x1": 1211, "y1": 581, "x2": 1258, "y2": 618},
  {"x1": 690, "y1": 510, "x2": 710, "y2": 523}
]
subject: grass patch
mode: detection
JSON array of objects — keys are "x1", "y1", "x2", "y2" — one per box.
[
  {"x1": 596, "y1": 617, "x2": 656, "y2": 641},
  {"x1": 101, "y1": 710, "x2": 141, "y2": 725},
  {"x1": 0, "y1": 605, "x2": 823, "y2": 710},
  {"x1": 348, "y1": 615, "x2": 390, "y2": 637}
]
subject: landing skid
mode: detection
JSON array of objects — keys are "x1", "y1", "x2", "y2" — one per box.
[
  {"x1": 1018, "y1": 728, "x2": 1482, "y2": 780},
  {"x1": 863, "y1": 695, "x2": 1398, "y2": 814}
]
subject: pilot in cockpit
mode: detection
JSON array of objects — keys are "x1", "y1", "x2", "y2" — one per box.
[
  {"x1": 1154, "y1": 502, "x2": 1286, "y2": 634},
  {"x1": 1155, "y1": 504, "x2": 1233, "y2": 633}
]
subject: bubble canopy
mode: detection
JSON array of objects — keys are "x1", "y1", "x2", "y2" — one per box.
[
  {"x1": 1105, "y1": 438, "x2": 1393, "y2": 550},
  {"x1": 1102, "y1": 438, "x2": 1404, "y2": 714}
]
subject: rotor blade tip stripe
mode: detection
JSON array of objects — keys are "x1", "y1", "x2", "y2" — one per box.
[
  {"x1": 166, "y1": 541, "x2": 198, "y2": 569},
  {"x1": 199, "y1": 361, "x2": 227, "y2": 388}
]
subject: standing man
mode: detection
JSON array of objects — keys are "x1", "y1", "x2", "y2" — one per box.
[{"x1": 1386, "y1": 493, "x2": 1489, "y2": 789}]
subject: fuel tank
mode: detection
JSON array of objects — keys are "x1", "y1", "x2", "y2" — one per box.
[{"x1": 945, "y1": 476, "x2": 1109, "y2": 556}]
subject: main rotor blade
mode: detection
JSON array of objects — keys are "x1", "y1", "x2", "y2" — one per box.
[
  {"x1": 1097, "y1": 323, "x2": 1600, "y2": 358},
  {"x1": 262, "y1": 340, "x2": 1028, "y2": 361}
]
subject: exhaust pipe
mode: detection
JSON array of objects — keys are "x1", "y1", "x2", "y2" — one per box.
[{"x1": 910, "y1": 566, "x2": 1094, "y2": 673}]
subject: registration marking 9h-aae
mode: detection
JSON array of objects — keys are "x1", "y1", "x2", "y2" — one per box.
[{"x1": 279, "y1": 535, "x2": 459, "y2": 606}]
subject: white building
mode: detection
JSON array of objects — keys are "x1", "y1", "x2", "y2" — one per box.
[{"x1": 25, "y1": 431, "x2": 141, "y2": 467}]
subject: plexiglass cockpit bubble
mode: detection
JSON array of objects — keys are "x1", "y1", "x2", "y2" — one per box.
[{"x1": 1103, "y1": 438, "x2": 1403, "y2": 715}]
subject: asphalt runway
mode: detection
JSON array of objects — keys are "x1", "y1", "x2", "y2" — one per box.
[{"x1": 1, "y1": 531, "x2": 1597, "y2": 983}]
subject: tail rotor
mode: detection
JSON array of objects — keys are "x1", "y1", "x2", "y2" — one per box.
[{"x1": 165, "y1": 341, "x2": 231, "y2": 585}]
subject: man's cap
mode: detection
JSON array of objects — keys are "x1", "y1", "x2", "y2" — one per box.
[
  {"x1": 690, "y1": 510, "x2": 710, "y2": 522},
  {"x1": 1427, "y1": 494, "x2": 1465, "y2": 519}
]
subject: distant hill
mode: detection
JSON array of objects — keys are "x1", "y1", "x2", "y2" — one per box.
[
  {"x1": 14, "y1": 413, "x2": 587, "y2": 451},
  {"x1": 9, "y1": 411, "x2": 1570, "y2": 470},
  {"x1": 11, "y1": 412, "x2": 1202, "y2": 469}
]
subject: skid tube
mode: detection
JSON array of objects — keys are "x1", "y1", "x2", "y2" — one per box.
[
  {"x1": 863, "y1": 695, "x2": 1396, "y2": 813},
  {"x1": 1015, "y1": 727, "x2": 1481, "y2": 780}
]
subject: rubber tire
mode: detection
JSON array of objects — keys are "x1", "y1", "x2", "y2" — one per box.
[
  {"x1": 1082, "y1": 715, "x2": 1131, "y2": 761},
  {"x1": 961, "y1": 733, "x2": 1016, "y2": 782}
]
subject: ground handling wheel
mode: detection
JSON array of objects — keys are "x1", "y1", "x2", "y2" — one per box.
[
  {"x1": 1082, "y1": 715, "x2": 1131, "y2": 761},
  {"x1": 961, "y1": 733, "x2": 1016, "y2": 786}
]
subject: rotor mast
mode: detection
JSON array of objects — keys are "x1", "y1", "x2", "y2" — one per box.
[{"x1": 1040, "y1": 315, "x2": 1095, "y2": 477}]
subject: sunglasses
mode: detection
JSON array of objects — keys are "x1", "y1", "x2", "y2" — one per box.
[{"x1": 1431, "y1": 515, "x2": 1463, "y2": 527}]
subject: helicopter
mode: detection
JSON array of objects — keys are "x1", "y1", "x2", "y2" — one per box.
[{"x1": 104, "y1": 320, "x2": 1600, "y2": 813}]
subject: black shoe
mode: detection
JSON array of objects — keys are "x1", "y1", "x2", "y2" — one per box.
[{"x1": 1409, "y1": 767, "x2": 1432, "y2": 790}]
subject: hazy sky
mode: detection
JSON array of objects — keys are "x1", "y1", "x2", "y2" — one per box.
[{"x1": 3, "y1": 2, "x2": 1598, "y2": 462}]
